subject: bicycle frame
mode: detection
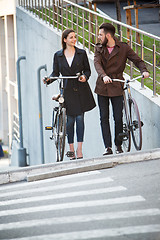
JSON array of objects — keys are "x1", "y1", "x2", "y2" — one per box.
[
  {"x1": 113, "y1": 76, "x2": 143, "y2": 151},
  {"x1": 123, "y1": 81, "x2": 132, "y2": 131},
  {"x1": 45, "y1": 75, "x2": 79, "y2": 161}
]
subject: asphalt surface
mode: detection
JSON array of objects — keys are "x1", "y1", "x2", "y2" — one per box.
[
  {"x1": 97, "y1": 0, "x2": 160, "y2": 37},
  {"x1": 0, "y1": 148, "x2": 160, "y2": 185},
  {"x1": 0, "y1": 159, "x2": 160, "y2": 239}
]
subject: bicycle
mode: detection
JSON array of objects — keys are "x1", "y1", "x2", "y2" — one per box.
[
  {"x1": 44, "y1": 75, "x2": 79, "y2": 162},
  {"x1": 113, "y1": 75, "x2": 144, "y2": 152}
]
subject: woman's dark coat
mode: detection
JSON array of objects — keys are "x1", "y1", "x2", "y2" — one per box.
[{"x1": 49, "y1": 47, "x2": 96, "y2": 116}]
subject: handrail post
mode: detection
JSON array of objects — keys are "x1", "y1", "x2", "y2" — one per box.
[
  {"x1": 16, "y1": 56, "x2": 27, "y2": 167},
  {"x1": 119, "y1": 25, "x2": 122, "y2": 41},
  {"x1": 45, "y1": 0, "x2": 47, "y2": 23},
  {"x1": 82, "y1": 11, "x2": 85, "y2": 48},
  {"x1": 153, "y1": 43, "x2": 156, "y2": 96},
  {"x1": 88, "y1": 14, "x2": 91, "y2": 52},
  {"x1": 141, "y1": 39, "x2": 145, "y2": 89},
  {"x1": 37, "y1": 64, "x2": 47, "y2": 164},
  {"x1": 71, "y1": 5, "x2": 73, "y2": 30},
  {"x1": 57, "y1": 0, "x2": 59, "y2": 30},
  {"x1": 129, "y1": 34, "x2": 133, "y2": 79},
  {"x1": 76, "y1": 7, "x2": 79, "y2": 43},
  {"x1": 48, "y1": 0, "x2": 51, "y2": 25}
]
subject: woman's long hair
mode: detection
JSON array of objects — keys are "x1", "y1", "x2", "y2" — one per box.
[{"x1": 62, "y1": 29, "x2": 75, "y2": 50}]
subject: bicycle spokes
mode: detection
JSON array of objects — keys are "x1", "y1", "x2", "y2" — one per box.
[
  {"x1": 120, "y1": 102, "x2": 131, "y2": 152},
  {"x1": 130, "y1": 98, "x2": 142, "y2": 150},
  {"x1": 132, "y1": 120, "x2": 139, "y2": 130},
  {"x1": 56, "y1": 108, "x2": 66, "y2": 162}
]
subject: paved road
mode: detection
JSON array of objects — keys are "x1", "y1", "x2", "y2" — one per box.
[
  {"x1": 97, "y1": 0, "x2": 160, "y2": 37},
  {"x1": 0, "y1": 159, "x2": 160, "y2": 239}
]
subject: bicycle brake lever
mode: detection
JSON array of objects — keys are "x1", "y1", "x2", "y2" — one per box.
[{"x1": 76, "y1": 72, "x2": 81, "y2": 78}]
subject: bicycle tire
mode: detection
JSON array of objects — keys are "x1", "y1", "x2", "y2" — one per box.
[
  {"x1": 121, "y1": 102, "x2": 131, "y2": 152},
  {"x1": 129, "y1": 98, "x2": 142, "y2": 150},
  {"x1": 53, "y1": 109, "x2": 58, "y2": 151},
  {"x1": 56, "y1": 108, "x2": 66, "y2": 162}
]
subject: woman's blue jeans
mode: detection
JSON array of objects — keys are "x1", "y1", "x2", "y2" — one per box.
[
  {"x1": 97, "y1": 95, "x2": 123, "y2": 148},
  {"x1": 67, "y1": 114, "x2": 84, "y2": 144}
]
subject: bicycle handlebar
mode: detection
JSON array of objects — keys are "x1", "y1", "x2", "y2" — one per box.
[
  {"x1": 49, "y1": 76, "x2": 79, "y2": 80},
  {"x1": 112, "y1": 75, "x2": 143, "y2": 83},
  {"x1": 43, "y1": 74, "x2": 80, "y2": 85}
]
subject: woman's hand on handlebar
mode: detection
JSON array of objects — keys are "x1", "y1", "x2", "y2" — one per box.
[
  {"x1": 78, "y1": 75, "x2": 86, "y2": 82},
  {"x1": 43, "y1": 77, "x2": 50, "y2": 84}
]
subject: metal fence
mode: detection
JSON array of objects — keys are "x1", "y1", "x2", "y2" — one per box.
[
  {"x1": 18, "y1": 0, "x2": 160, "y2": 95},
  {"x1": 12, "y1": 113, "x2": 20, "y2": 143}
]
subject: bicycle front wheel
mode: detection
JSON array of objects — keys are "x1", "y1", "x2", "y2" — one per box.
[
  {"x1": 129, "y1": 98, "x2": 142, "y2": 150},
  {"x1": 56, "y1": 108, "x2": 66, "y2": 162},
  {"x1": 122, "y1": 102, "x2": 131, "y2": 152}
]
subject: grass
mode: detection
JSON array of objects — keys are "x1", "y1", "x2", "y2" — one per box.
[{"x1": 31, "y1": 4, "x2": 160, "y2": 94}]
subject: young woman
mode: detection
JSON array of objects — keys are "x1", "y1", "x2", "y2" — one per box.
[{"x1": 44, "y1": 29, "x2": 96, "y2": 159}]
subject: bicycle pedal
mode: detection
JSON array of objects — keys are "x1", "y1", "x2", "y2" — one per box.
[
  {"x1": 54, "y1": 107, "x2": 59, "y2": 111},
  {"x1": 118, "y1": 132, "x2": 128, "y2": 141},
  {"x1": 66, "y1": 151, "x2": 74, "y2": 157},
  {"x1": 45, "y1": 126, "x2": 53, "y2": 130}
]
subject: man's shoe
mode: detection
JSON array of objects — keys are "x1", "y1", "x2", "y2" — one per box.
[
  {"x1": 103, "y1": 147, "x2": 113, "y2": 156},
  {"x1": 116, "y1": 145, "x2": 123, "y2": 154}
]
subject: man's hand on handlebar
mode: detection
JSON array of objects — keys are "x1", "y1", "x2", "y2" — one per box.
[
  {"x1": 142, "y1": 72, "x2": 149, "y2": 79},
  {"x1": 103, "y1": 76, "x2": 112, "y2": 84}
]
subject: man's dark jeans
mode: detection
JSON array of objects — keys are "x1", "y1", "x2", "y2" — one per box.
[{"x1": 97, "y1": 95, "x2": 123, "y2": 148}]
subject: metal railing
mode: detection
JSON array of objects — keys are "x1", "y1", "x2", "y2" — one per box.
[
  {"x1": 12, "y1": 113, "x2": 20, "y2": 143},
  {"x1": 18, "y1": 0, "x2": 160, "y2": 96}
]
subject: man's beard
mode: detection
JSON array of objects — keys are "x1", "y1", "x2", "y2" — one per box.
[{"x1": 102, "y1": 36, "x2": 108, "y2": 46}]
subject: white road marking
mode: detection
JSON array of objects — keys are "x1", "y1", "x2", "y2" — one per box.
[
  {"x1": 0, "y1": 186, "x2": 126, "y2": 206},
  {"x1": 3, "y1": 224, "x2": 160, "y2": 239},
  {"x1": 0, "y1": 177, "x2": 113, "y2": 198},
  {"x1": 0, "y1": 195, "x2": 145, "y2": 217},
  {"x1": 0, "y1": 170, "x2": 101, "y2": 191},
  {"x1": 0, "y1": 208, "x2": 159, "y2": 231}
]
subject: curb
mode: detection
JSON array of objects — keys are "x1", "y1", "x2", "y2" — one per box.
[
  {"x1": 27, "y1": 161, "x2": 114, "y2": 182},
  {"x1": 0, "y1": 148, "x2": 160, "y2": 184}
]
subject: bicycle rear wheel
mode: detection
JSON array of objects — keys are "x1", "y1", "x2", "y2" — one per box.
[
  {"x1": 129, "y1": 98, "x2": 142, "y2": 150},
  {"x1": 121, "y1": 102, "x2": 131, "y2": 152},
  {"x1": 56, "y1": 108, "x2": 66, "y2": 162}
]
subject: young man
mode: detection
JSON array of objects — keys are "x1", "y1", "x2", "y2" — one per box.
[{"x1": 94, "y1": 23, "x2": 149, "y2": 155}]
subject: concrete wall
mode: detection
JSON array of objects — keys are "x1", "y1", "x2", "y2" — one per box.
[{"x1": 16, "y1": 7, "x2": 160, "y2": 166}]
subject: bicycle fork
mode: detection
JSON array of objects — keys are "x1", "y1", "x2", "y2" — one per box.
[{"x1": 45, "y1": 107, "x2": 59, "y2": 140}]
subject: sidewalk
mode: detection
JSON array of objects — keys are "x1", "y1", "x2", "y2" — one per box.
[
  {"x1": 0, "y1": 148, "x2": 160, "y2": 185},
  {"x1": 0, "y1": 157, "x2": 10, "y2": 169},
  {"x1": 0, "y1": 144, "x2": 14, "y2": 171},
  {"x1": 0, "y1": 157, "x2": 17, "y2": 171}
]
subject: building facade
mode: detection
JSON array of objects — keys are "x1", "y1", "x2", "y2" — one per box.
[{"x1": 0, "y1": 0, "x2": 18, "y2": 147}]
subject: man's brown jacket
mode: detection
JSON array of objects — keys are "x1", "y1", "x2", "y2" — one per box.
[{"x1": 94, "y1": 37, "x2": 148, "y2": 97}]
